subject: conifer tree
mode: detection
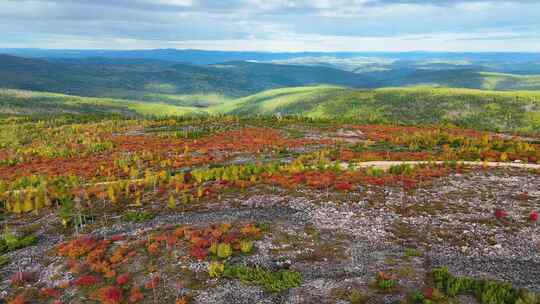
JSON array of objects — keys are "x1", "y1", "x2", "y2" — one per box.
[
  {"x1": 196, "y1": 187, "x2": 204, "y2": 199},
  {"x1": 168, "y1": 194, "x2": 176, "y2": 209},
  {"x1": 124, "y1": 182, "x2": 131, "y2": 196},
  {"x1": 134, "y1": 190, "x2": 142, "y2": 207},
  {"x1": 11, "y1": 195, "x2": 22, "y2": 214},
  {"x1": 108, "y1": 184, "x2": 117, "y2": 204},
  {"x1": 5, "y1": 198, "x2": 13, "y2": 213},
  {"x1": 35, "y1": 188, "x2": 45, "y2": 210},
  {"x1": 22, "y1": 192, "x2": 34, "y2": 213},
  {"x1": 182, "y1": 192, "x2": 191, "y2": 205},
  {"x1": 44, "y1": 189, "x2": 52, "y2": 207},
  {"x1": 129, "y1": 167, "x2": 139, "y2": 179}
]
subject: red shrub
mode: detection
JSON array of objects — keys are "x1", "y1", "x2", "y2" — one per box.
[
  {"x1": 144, "y1": 276, "x2": 160, "y2": 289},
  {"x1": 40, "y1": 287, "x2": 62, "y2": 298},
  {"x1": 147, "y1": 242, "x2": 160, "y2": 254},
  {"x1": 57, "y1": 236, "x2": 98, "y2": 259},
  {"x1": 8, "y1": 294, "x2": 27, "y2": 304},
  {"x1": 57, "y1": 280, "x2": 71, "y2": 289},
  {"x1": 222, "y1": 232, "x2": 240, "y2": 243},
  {"x1": 94, "y1": 286, "x2": 123, "y2": 304},
  {"x1": 111, "y1": 234, "x2": 124, "y2": 242},
  {"x1": 422, "y1": 287, "x2": 435, "y2": 300},
  {"x1": 166, "y1": 235, "x2": 178, "y2": 247},
  {"x1": 335, "y1": 182, "x2": 353, "y2": 191},
  {"x1": 530, "y1": 211, "x2": 539, "y2": 223},
  {"x1": 494, "y1": 209, "x2": 507, "y2": 219},
  {"x1": 190, "y1": 246, "x2": 209, "y2": 260},
  {"x1": 116, "y1": 273, "x2": 131, "y2": 285},
  {"x1": 129, "y1": 287, "x2": 144, "y2": 303},
  {"x1": 73, "y1": 275, "x2": 100, "y2": 287},
  {"x1": 191, "y1": 237, "x2": 211, "y2": 248}
]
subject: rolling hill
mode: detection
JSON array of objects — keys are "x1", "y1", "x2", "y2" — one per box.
[
  {"x1": 364, "y1": 69, "x2": 540, "y2": 90},
  {"x1": 0, "y1": 89, "x2": 204, "y2": 117},
  {"x1": 1, "y1": 54, "x2": 540, "y2": 106},
  {"x1": 479, "y1": 72, "x2": 540, "y2": 91},
  {"x1": 209, "y1": 86, "x2": 540, "y2": 134},
  {"x1": 0, "y1": 55, "x2": 375, "y2": 100},
  {"x1": 2, "y1": 86, "x2": 539, "y2": 134}
]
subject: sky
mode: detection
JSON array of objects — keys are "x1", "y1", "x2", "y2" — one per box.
[{"x1": 1, "y1": 0, "x2": 540, "y2": 52}]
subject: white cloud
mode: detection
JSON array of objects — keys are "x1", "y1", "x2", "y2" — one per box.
[
  {"x1": 0, "y1": 0, "x2": 539, "y2": 51},
  {"x1": 157, "y1": 0, "x2": 193, "y2": 5}
]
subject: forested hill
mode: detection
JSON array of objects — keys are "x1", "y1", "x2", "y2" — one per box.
[{"x1": 2, "y1": 54, "x2": 540, "y2": 104}]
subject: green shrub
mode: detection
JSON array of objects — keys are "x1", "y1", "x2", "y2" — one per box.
[
  {"x1": 432, "y1": 267, "x2": 537, "y2": 304},
  {"x1": 122, "y1": 210, "x2": 154, "y2": 223},
  {"x1": 374, "y1": 271, "x2": 397, "y2": 292},
  {"x1": 222, "y1": 264, "x2": 302, "y2": 293},
  {"x1": 408, "y1": 292, "x2": 436, "y2": 304},
  {"x1": 0, "y1": 228, "x2": 37, "y2": 254},
  {"x1": 240, "y1": 240, "x2": 253, "y2": 254},
  {"x1": 378, "y1": 279, "x2": 396, "y2": 291},
  {"x1": 217, "y1": 243, "x2": 232, "y2": 259},
  {"x1": 0, "y1": 255, "x2": 9, "y2": 267},
  {"x1": 515, "y1": 292, "x2": 539, "y2": 304},
  {"x1": 349, "y1": 289, "x2": 369, "y2": 304},
  {"x1": 388, "y1": 164, "x2": 413, "y2": 175},
  {"x1": 208, "y1": 261, "x2": 225, "y2": 278},
  {"x1": 404, "y1": 248, "x2": 422, "y2": 257}
]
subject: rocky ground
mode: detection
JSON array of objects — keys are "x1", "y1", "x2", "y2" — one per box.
[{"x1": 1, "y1": 167, "x2": 539, "y2": 303}]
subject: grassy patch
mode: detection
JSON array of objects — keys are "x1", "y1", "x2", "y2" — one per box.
[
  {"x1": 122, "y1": 210, "x2": 155, "y2": 223},
  {"x1": 0, "y1": 228, "x2": 37, "y2": 254},
  {"x1": 410, "y1": 267, "x2": 540, "y2": 304},
  {"x1": 221, "y1": 264, "x2": 303, "y2": 293}
]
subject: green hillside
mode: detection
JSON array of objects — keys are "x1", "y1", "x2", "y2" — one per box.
[
  {"x1": 0, "y1": 89, "x2": 204, "y2": 117},
  {"x1": 1, "y1": 86, "x2": 539, "y2": 134},
  {"x1": 2, "y1": 55, "x2": 540, "y2": 106},
  {"x1": 210, "y1": 86, "x2": 540, "y2": 134},
  {"x1": 208, "y1": 86, "x2": 343, "y2": 114},
  {"x1": 139, "y1": 93, "x2": 232, "y2": 107},
  {"x1": 0, "y1": 55, "x2": 374, "y2": 100},
  {"x1": 367, "y1": 69, "x2": 540, "y2": 91},
  {"x1": 480, "y1": 72, "x2": 540, "y2": 90}
]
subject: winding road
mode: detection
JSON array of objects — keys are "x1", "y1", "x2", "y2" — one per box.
[{"x1": 349, "y1": 160, "x2": 540, "y2": 170}]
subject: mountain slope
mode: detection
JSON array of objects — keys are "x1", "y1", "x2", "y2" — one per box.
[
  {"x1": 210, "y1": 86, "x2": 540, "y2": 134},
  {"x1": 0, "y1": 55, "x2": 375, "y2": 100},
  {"x1": 209, "y1": 86, "x2": 344, "y2": 115},
  {"x1": 364, "y1": 69, "x2": 540, "y2": 90},
  {"x1": 0, "y1": 89, "x2": 203, "y2": 117},
  {"x1": 2, "y1": 86, "x2": 539, "y2": 133},
  {"x1": 479, "y1": 72, "x2": 540, "y2": 90},
  {"x1": 2, "y1": 54, "x2": 540, "y2": 105}
]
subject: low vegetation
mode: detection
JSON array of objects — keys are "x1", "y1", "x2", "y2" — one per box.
[
  {"x1": 408, "y1": 267, "x2": 540, "y2": 304},
  {"x1": 0, "y1": 114, "x2": 538, "y2": 303},
  {"x1": 1, "y1": 86, "x2": 539, "y2": 134},
  {"x1": 219, "y1": 264, "x2": 303, "y2": 293}
]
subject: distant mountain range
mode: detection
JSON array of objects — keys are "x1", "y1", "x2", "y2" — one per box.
[
  {"x1": 0, "y1": 54, "x2": 376, "y2": 99},
  {"x1": 0, "y1": 49, "x2": 539, "y2": 134},
  {"x1": 0, "y1": 53, "x2": 540, "y2": 104},
  {"x1": 3, "y1": 48, "x2": 540, "y2": 66}
]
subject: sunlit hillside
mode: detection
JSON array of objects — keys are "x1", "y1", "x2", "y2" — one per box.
[{"x1": 2, "y1": 86, "x2": 539, "y2": 134}]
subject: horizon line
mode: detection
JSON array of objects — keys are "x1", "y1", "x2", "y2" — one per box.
[{"x1": 2, "y1": 48, "x2": 540, "y2": 54}]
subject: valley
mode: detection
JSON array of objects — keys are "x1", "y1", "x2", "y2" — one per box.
[
  {"x1": 0, "y1": 50, "x2": 539, "y2": 304},
  {"x1": 2, "y1": 0, "x2": 540, "y2": 302}
]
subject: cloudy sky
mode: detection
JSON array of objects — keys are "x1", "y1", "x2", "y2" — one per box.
[{"x1": 1, "y1": 0, "x2": 540, "y2": 51}]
